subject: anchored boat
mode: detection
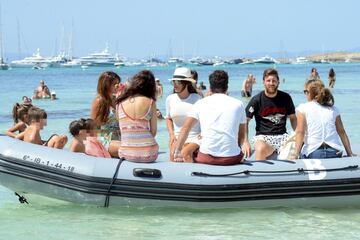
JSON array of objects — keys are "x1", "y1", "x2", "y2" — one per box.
[{"x1": 0, "y1": 135, "x2": 359, "y2": 208}]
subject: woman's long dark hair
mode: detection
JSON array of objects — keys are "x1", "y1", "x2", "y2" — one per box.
[
  {"x1": 172, "y1": 81, "x2": 198, "y2": 94},
  {"x1": 12, "y1": 103, "x2": 31, "y2": 124},
  {"x1": 94, "y1": 71, "x2": 120, "y2": 124},
  {"x1": 116, "y1": 70, "x2": 156, "y2": 104}
]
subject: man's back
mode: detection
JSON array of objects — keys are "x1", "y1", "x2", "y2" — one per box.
[
  {"x1": 23, "y1": 125, "x2": 42, "y2": 145},
  {"x1": 189, "y1": 93, "x2": 246, "y2": 157}
]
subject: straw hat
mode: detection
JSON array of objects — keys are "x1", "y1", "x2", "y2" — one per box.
[{"x1": 169, "y1": 67, "x2": 196, "y2": 83}]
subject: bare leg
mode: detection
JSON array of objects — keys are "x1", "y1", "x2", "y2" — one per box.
[
  {"x1": 254, "y1": 140, "x2": 275, "y2": 160},
  {"x1": 55, "y1": 135, "x2": 68, "y2": 149},
  {"x1": 108, "y1": 140, "x2": 121, "y2": 158}
]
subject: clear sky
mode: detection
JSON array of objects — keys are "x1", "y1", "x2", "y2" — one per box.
[{"x1": 1, "y1": 0, "x2": 360, "y2": 59}]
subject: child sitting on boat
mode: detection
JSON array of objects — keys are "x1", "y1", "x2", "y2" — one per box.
[
  {"x1": 20, "y1": 107, "x2": 68, "y2": 148},
  {"x1": 6, "y1": 103, "x2": 32, "y2": 138},
  {"x1": 83, "y1": 119, "x2": 111, "y2": 158},
  {"x1": 69, "y1": 118, "x2": 87, "y2": 153},
  {"x1": 69, "y1": 118, "x2": 111, "y2": 158}
]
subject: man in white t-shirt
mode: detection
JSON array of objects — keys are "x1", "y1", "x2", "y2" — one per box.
[{"x1": 173, "y1": 70, "x2": 250, "y2": 165}]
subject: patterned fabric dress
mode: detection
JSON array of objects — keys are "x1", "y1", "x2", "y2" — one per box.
[
  {"x1": 98, "y1": 110, "x2": 121, "y2": 149},
  {"x1": 117, "y1": 100, "x2": 158, "y2": 163}
]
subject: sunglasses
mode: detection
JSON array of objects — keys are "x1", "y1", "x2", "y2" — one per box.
[
  {"x1": 172, "y1": 80, "x2": 183, "y2": 85},
  {"x1": 303, "y1": 90, "x2": 309, "y2": 94}
]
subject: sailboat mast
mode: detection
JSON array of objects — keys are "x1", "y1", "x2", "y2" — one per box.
[
  {"x1": 16, "y1": 18, "x2": 22, "y2": 59},
  {"x1": 0, "y1": 3, "x2": 4, "y2": 63},
  {"x1": 67, "y1": 20, "x2": 74, "y2": 60}
]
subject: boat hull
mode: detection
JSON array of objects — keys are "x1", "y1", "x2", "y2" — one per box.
[{"x1": 1, "y1": 135, "x2": 360, "y2": 208}]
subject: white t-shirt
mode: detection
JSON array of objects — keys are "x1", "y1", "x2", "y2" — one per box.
[
  {"x1": 296, "y1": 101, "x2": 342, "y2": 156},
  {"x1": 165, "y1": 93, "x2": 201, "y2": 139},
  {"x1": 188, "y1": 93, "x2": 246, "y2": 157}
]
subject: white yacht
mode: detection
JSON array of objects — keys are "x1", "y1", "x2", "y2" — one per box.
[
  {"x1": 11, "y1": 49, "x2": 50, "y2": 68},
  {"x1": 320, "y1": 59, "x2": 331, "y2": 64},
  {"x1": 292, "y1": 57, "x2": 309, "y2": 64},
  {"x1": 79, "y1": 46, "x2": 118, "y2": 66},
  {"x1": 48, "y1": 52, "x2": 68, "y2": 67},
  {"x1": 253, "y1": 56, "x2": 279, "y2": 64},
  {"x1": 167, "y1": 57, "x2": 184, "y2": 65},
  {"x1": 60, "y1": 58, "x2": 81, "y2": 67}
]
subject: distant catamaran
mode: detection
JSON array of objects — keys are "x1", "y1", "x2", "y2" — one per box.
[{"x1": 0, "y1": 3, "x2": 9, "y2": 70}]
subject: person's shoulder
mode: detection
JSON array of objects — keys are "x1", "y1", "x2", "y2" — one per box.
[
  {"x1": 165, "y1": 93, "x2": 179, "y2": 103},
  {"x1": 297, "y1": 101, "x2": 317, "y2": 111},
  {"x1": 166, "y1": 93, "x2": 175, "y2": 100},
  {"x1": 296, "y1": 102, "x2": 307, "y2": 111},
  {"x1": 136, "y1": 96, "x2": 153, "y2": 104},
  {"x1": 332, "y1": 105, "x2": 340, "y2": 115},
  {"x1": 190, "y1": 92, "x2": 202, "y2": 100},
  {"x1": 278, "y1": 90, "x2": 291, "y2": 96},
  {"x1": 249, "y1": 91, "x2": 263, "y2": 101},
  {"x1": 15, "y1": 121, "x2": 26, "y2": 128},
  {"x1": 231, "y1": 97, "x2": 246, "y2": 109},
  {"x1": 278, "y1": 90, "x2": 293, "y2": 99}
]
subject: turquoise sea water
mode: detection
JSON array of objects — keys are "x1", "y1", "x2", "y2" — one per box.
[{"x1": 1, "y1": 63, "x2": 360, "y2": 239}]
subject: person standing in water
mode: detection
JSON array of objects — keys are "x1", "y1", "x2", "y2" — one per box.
[
  {"x1": 307, "y1": 68, "x2": 320, "y2": 81},
  {"x1": 241, "y1": 74, "x2": 255, "y2": 97},
  {"x1": 33, "y1": 80, "x2": 51, "y2": 99},
  {"x1": 328, "y1": 68, "x2": 336, "y2": 88}
]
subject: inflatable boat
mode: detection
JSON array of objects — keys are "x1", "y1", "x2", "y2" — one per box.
[{"x1": 0, "y1": 135, "x2": 360, "y2": 208}]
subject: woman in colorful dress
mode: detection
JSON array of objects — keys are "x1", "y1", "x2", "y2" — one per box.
[{"x1": 113, "y1": 70, "x2": 158, "y2": 162}]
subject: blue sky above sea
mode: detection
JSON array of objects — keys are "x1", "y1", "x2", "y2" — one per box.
[{"x1": 1, "y1": 0, "x2": 360, "y2": 59}]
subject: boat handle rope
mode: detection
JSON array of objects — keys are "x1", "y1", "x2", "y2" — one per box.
[
  {"x1": 104, "y1": 157, "x2": 124, "y2": 208},
  {"x1": 191, "y1": 165, "x2": 359, "y2": 177}
]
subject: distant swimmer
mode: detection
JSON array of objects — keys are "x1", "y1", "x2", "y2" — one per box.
[
  {"x1": 155, "y1": 78, "x2": 163, "y2": 99},
  {"x1": 328, "y1": 68, "x2": 336, "y2": 88},
  {"x1": 22, "y1": 96, "x2": 33, "y2": 106},
  {"x1": 51, "y1": 91, "x2": 57, "y2": 100},
  {"x1": 156, "y1": 108, "x2": 164, "y2": 120},
  {"x1": 307, "y1": 68, "x2": 320, "y2": 81},
  {"x1": 198, "y1": 81, "x2": 206, "y2": 90},
  {"x1": 191, "y1": 70, "x2": 204, "y2": 97},
  {"x1": 241, "y1": 74, "x2": 255, "y2": 97},
  {"x1": 33, "y1": 80, "x2": 51, "y2": 99}
]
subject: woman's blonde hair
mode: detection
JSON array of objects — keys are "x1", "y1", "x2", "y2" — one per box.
[{"x1": 305, "y1": 79, "x2": 334, "y2": 107}]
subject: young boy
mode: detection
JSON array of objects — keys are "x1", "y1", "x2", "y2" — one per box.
[
  {"x1": 23, "y1": 107, "x2": 67, "y2": 148},
  {"x1": 69, "y1": 119, "x2": 87, "y2": 153}
]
